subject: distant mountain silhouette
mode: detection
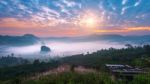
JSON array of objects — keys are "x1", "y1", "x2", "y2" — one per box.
[
  {"x1": 0, "y1": 34, "x2": 150, "y2": 46},
  {"x1": 87, "y1": 34, "x2": 150, "y2": 44},
  {"x1": 0, "y1": 34, "x2": 39, "y2": 46},
  {"x1": 44, "y1": 34, "x2": 150, "y2": 44}
]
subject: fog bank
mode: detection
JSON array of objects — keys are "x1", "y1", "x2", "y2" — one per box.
[{"x1": 1, "y1": 41, "x2": 125, "y2": 59}]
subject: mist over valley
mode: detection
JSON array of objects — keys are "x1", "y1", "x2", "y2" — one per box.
[{"x1": 0, "y1": 34, "x2": 150, "y2": 59}]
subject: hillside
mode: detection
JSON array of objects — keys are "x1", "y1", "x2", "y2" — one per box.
[
  {"x1": 0, "y1": 45, "x2": 149, "y2": 84},
  {"x1": 0, "y1": 34, "x2": 39, "y2": 46}
]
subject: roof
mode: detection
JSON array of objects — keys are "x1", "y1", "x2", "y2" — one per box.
[
  {"x1": 105, "y1": 64, "x2": 144, "y2": 74},
  {"x1": 106, "y1": 64, "x2": 125, "y2": 67}
]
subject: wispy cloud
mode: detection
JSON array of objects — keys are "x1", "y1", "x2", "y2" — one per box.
[
  {"x1": 122, "y1": 0, "x2": 128, "y2": 5},
  {"x1": 62, "y1": 0, "x2": 76, "y2": 7},
  {"x1": 0, "y1": 1, "x2": 7, "y2": 5},
  {"x1": 134, "y1": 0, "x2": 141, "y2": 6},
  {"x1": 0, "y1": 0, "x2": 149, "y2": 36},
  {"x1": 95, "y1": 27, "x2": 150, "y2": 33},
  {"x1": 41, "y1": 6, "x2": 60, "y2": 17},
  {"x1": 18, "y1": 4, "x2": 27, "y2": 10},
  {"x1": 121, "y1": 6, "x2": 131, "y2": 15}
]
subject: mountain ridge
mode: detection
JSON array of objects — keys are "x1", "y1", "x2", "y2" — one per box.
[{"x1": 0, "y1": 34, "x2": 150, "y2": 46}]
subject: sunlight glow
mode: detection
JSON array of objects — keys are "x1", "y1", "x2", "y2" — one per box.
[
  {"x1": 81, "y1": 17, "x2": 97, "y2": 28},
  {"x1": 76, "y1": 10, "x2": 104, "y2": 29}
]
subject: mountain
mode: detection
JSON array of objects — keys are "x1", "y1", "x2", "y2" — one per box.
[
  {"x1": 44, "y1": 34, "x2": 150, "y2": 44},
  {"x1": 0, "y1": 34, "x2": 39, "y2": 46},
  {"x1": 0, "y1": 34, "x2": 150, "y2": 46}
]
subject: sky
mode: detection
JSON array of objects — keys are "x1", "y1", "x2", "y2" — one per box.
[{"x1": 0, "y1": 0, "x2": 150, "y2": 37}]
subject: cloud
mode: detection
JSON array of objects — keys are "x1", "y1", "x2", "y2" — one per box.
[
  {"x1": 0, "y1": 17, "x2": 84, "y2": 37},
  {"x1": 18, "y1": 4, "x2": 27, "y2": 10},
  {"x1": 134, "y1": 0, "x2": 141, "y2": 6},
  {"x1": 54, "y1": 2, "x2": 69, "y2": 15},
  {"x1": 0, "y1": 18, "x2": 41, "y2": 29},
  {"x1": 0, "y1": 11, "x2": 74, "y2": 29},
  {"x1": 121, "y1": 6, "x2": 131, "y2": 15},
  {"x1": 54, "y1": 0, "x2": 81, "y2": 16},
  {"x1": 0, "y1": 0, "x2": 150, "y2": 36},
  {"x1": 41, "y1": 6, "x2": 60, "y2": 17},
  {"x1": 107, "y1": 1, "x2": 116, "y2": 11},
  {"x1": 0, "y1": 1, "x2": 8, "y2": 5},
  {"x1": 55, "y1": 2, "x2": 65, "y2": 9},
  {"x1": 62, "y1": 0, "x2": 77, "y2": 7},
  {"x1": 122, "y1": 0, "x2": 128, "y2": 5},
  {"x1": 95, "y1": 27, "x2": 150, "y2": 33}
]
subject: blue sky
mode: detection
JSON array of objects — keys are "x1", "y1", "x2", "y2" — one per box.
[{"x1": 0, "y1": 0, "x2": 150, "y2": 36}]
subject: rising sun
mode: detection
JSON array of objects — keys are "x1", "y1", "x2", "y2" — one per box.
[
  {"x1": 77, "y1": 10, "x2": 103, "y2": 29},
  {"x1": 84, "y1": 17, "x2": 97, "y2": 28}
]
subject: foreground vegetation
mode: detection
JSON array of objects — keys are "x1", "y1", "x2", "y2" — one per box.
[
  {"x1": 0, "y1": 45, "x2": 150, "y2": 84},
  {"x1": 0, "y1": 72, "x2": 150, "y2": 84}
]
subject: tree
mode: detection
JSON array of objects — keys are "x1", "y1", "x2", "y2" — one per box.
[{"x1": 33, "y1": 59, "x2": 40, "y2": 65}]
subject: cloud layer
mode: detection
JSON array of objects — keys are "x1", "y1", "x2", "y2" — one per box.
[{"x1": 0, "y1": 0, "x2": 150, "y2": 36}]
